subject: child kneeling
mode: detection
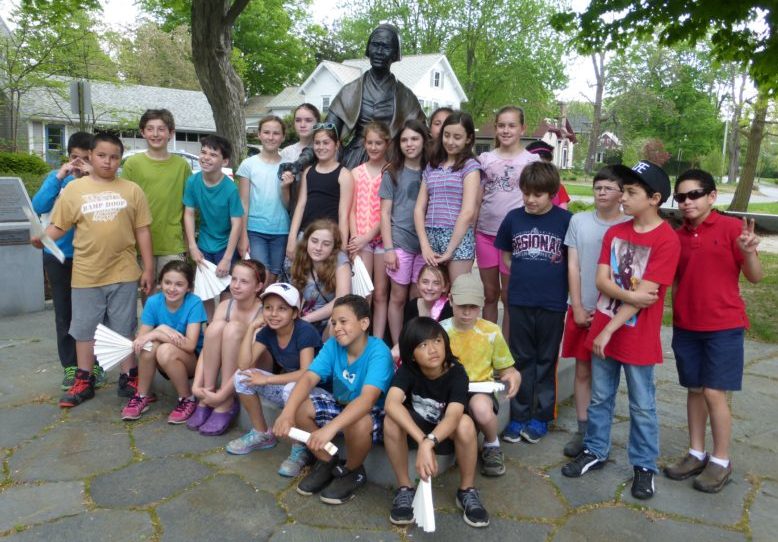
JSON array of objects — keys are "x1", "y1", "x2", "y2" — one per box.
[
  {"x1": 385, "y1": 317, "x2": 490, "y2": 528},
  {"x1": 273, "y1": 295, "x2": 394, "y2": 504}
]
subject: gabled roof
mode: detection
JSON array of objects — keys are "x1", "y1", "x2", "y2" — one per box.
[
  {"x1": 299, "y1": 60, "x2": 361, "y2": 93},
  {"x1": 600, "y1": 131, "x2": 621, "y2": 146},
  {"x1": 532, "y1": 118, "x2": 578, "y2": 144},
  {"x1": 265, "y1": 86, "x2": 304, "y2": 109},
  {"x1": 245, "y1": 94, "x2": 274, "y2": 116}
]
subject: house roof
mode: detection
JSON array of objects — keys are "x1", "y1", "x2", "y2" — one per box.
[
  {"x1": 245, "y1": 94, "x2": 274, "y2": 116},
  {"x1": 265, "y1": 86, "x2": 304, "y2": 109},
  {"x1": 600, "y1": 131, "x2": 621, "y2": 146},
  {"x1": 531, "y1": 118, "x2": 578, "y2": 144}
]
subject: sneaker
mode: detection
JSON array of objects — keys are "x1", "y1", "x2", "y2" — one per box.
[
  {"x1": 92, "y1": 364, "x2": 107, "y2": 388},
  {"x1": 563, "y1": 431, "x2": 585, "y2": 458},
  {"x1": 168, "y1": 398, "x2": 197, "y2": 424},
  {"x1": 320, "y1": 464, "x2": 367, "y2": 504},
  {"x1": 480, "y1": 446, "x2": 506, "y2": 477},
  {"x1": 59, "y1": 374, "x2": 95, "y2": 408},
  {"x1": 61, "y1": 366, "x2": 77, "y2": 391},
  {"x1": 456, "y1": 487, "x2": 490, "y2": 528},
  {"x1": 664, "y1": 453, "x2": 708, "y2": 480},
  {"x1": 561, "y1": 449, "x2": 606, "y2": 478},
  {"x1": 502, "y1": 420, "x2": 525, "y2": 443},
  {"x1": 389, "y1": 486, "x2": 416, "y2": 525},
  {"x1": 631, "y1": 466, "x2": 655, "y2": 499},
  {"x1": 121, "y1": 395, "x2": 152, "y2": 420},
  {"x1": 520, "y1": 419, "x2": 548, "y2": 444},
  {"x1": 117, "y1": 372, "x2": 138, "y2": 398},
  {"x1": 693, "y1": 461, "x2": 732, "y2": 493},
  {"x1": 297, "y1": 456, "x2": 338, "y2": 496},
  {"x1": 226, "y1": 429, "x2": 277, "y2": 455},
  {"x1": 278, "y1": 443, "x2": 314, "y2": 477}
]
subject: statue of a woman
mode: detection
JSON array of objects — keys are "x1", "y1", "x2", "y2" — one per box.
[{"x1": 325, "y1": 24, "x2": 426, "y2": 169}]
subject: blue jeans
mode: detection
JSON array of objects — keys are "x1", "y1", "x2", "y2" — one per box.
[
  {"x1": 248, "y1": 231, "x2": 288, "y2": 276},
  {"x1": 583, "y1": 354, "x2": 659, "y2": 473}
]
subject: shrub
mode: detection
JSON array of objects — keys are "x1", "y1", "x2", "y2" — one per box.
[{"x1": 0, "y1": 152, "x2": 50, "y2": 175}]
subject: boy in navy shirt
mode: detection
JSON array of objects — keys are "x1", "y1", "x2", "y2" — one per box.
[{"x1": 495, "y1": 162, "x2": 572, "y2": 444}]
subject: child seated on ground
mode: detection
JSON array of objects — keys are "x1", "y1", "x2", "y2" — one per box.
[
  {"x1": 440, "y1": 274, "x2": 520, "y2": 477},
  {"x1": 385, "y1": 317, "x2": 490, "y2": 528},
  {"x1": 121, "y1": 261, "x2": 207, "y2": 423},
  {"x1": 188, "y1": 260, "x2": 265, "y2": 434},
  {"x1": 273, "y1": 295, "x2": 394, "y2": 505},
  {"x1": 227, "y1": 282, "x2": 324, "y2": 478}
]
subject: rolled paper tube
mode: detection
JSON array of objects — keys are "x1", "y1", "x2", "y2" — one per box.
[
  {"x1": 288, "y1": 427, "x2": 339, "y2": 455},
  {"x1": 468, "y1": 382, "x2": 505, "y2": 394}
]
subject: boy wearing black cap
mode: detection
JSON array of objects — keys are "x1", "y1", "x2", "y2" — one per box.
[{"x1": 561, "y1": 160, "x2": 680, "y2": 501}]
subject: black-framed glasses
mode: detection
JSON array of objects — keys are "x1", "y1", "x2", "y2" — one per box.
[{"x1": 673, "y1": 188, "x2": 711, "y2": 203}]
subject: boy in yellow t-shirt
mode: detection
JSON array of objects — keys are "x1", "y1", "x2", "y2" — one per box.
[{"x1": 441, "y1": 273, "x2": 520, "y2": 477}]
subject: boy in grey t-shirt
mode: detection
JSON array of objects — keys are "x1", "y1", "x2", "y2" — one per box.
[{"x1": 560, "y1": 166, "x2": 631, "y2": 458}]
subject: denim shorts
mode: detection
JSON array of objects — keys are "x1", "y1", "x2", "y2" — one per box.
[
  {"x1": 201, "y1": 246, "x2": 238, "y2": 267},
  {"x1": 425, "y1": 226, "x2": 475, "y2": 261},
  {"x1": 672, "y1": 327, "x2": 745, "y2": 391},
  {"x1": 248, "y1": 231, "x2": 288, "y2": 276}
]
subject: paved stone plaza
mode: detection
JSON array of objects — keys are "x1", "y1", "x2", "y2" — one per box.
[{"x1": 2, "y1": 308, "x2": 777, "y2": 541}]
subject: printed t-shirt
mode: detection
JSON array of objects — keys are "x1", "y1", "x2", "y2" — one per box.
[
  {"x1": 122, "y1": 152, "x2": 190, "y2": 255},
  {"x1": 440, "y1": 318, "x2": 514, "y2": 382},
  {"x1": 391, "y1": 362, "x2": 469, "y2": 425},
  {"x1": 477, "y1": 150, "x2": 538, "y2": 235},
  {"x1": 183, "y1": 172, "x2": 244, "y2": 253},
  {"x1": 585, "y1": 220, "x2": 680, "y2": 365},
  {"x1": 50, "y1": 176, "x2": 152, "y2": 287},
  {"x1": 236, "y1": 155, "x2": 290, "y2": 235},
  {"x1": 423, "y1": 158, "x2": 481, "y2": 229},
  {"x1": 255, "y1": 319, "x2": 323, "y2": 372},
  {"x1": 141, "y1": 292, "x2": 207, "y2": 351},
  {"x1": 351, "y1": 163, "x2": 382, "y2": 240},
  {"x1": 378, "y1": 167, "x2": 422, "y2": 252},
  {"x1": 673, "y1": 211, "x2": 748, "y2": 331},
  {"x1": 494, "y1": 205, "x2": 572, "y2": 311},
  {"x1": 308, "y1": 336, "x2": 395, "y2": 406}
]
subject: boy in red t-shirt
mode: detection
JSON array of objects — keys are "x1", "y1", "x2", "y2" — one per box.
[
  {"x1": 561, "y1": 160, "x2": 680, "y2": 501},
  {"x1": 664, "y1": 169, "x2": 762, "y2": 493}
]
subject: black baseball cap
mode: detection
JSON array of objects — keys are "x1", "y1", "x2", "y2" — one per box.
[{"x1": 631, "y1": 160, "x2": 671, "y2": 204}]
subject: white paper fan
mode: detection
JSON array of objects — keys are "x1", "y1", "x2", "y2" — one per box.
[
  {"x1": 94, "y1": 324, "x2": 152, "y2": 371},
  {"x1": 351, "y1": 256, "x2": 374, "y2": 297},
  {"x1": 194, "y1": 260, "x2": 231, "y2": 301},
  {"x1": 22, "y1": 206, "x2": 65, "y2": 264},
  {"x1": 468, "y1": 382, "x2": 506, "y2": 394},
  {"x1": 412, "y1": 477, "x2": 435, "y2": 532},
  {"x1": 287, "y1": 427, "x2": 338, "y2": 455}
]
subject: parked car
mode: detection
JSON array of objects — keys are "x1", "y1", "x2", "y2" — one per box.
[{"x1": 119, "y1": 149, "x2": 234, "y2": 180}]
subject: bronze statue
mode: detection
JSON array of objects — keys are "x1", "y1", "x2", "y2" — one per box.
[{"x1": 325, "y1": 24, "x2": 426, "y2": 169}]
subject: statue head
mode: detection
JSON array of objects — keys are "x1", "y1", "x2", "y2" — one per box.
[{"x1": 365, "y1": 23, "x2": 401, "y2": 71}]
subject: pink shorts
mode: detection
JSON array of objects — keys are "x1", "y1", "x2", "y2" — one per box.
[
  {"x1": 561, "y1": 306, "x2": 592, "y2": 362},
  {"x1": 475, "y1": 232, "x2": 509, "y2": 275},
  {"x1": 386, "y1": 247, "x2": 425, "y2": 286}
]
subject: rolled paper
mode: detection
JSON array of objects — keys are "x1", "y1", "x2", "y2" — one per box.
[
  {"x1": 468, "y1": 381, "x2": 505, "y2": 394},
  {"x1": 288, "y1": 426, "x2": 339, "y2": 456}
]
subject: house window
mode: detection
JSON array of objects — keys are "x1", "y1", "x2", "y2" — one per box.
[
  {"x1": 322, "y1": 96, "x2": 331, "y2": 114},
  {"x1": 475, "y1": 143, "x2": 491, "y2": 155},
  {"x1": 45, "y1": 124, "x2": 65, "y2": 166},
  {"x1": 431, "y1": 71, "x2": 442, "y2": 88}
]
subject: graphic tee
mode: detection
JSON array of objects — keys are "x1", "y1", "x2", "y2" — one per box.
[
  {"x1": 477, "y1": 150, "x2": 538, "y2": 235},
  {"x1": 391, "y1": 362, "x2": 469, "y2": 425}
]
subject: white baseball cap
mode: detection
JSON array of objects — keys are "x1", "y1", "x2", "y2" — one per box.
[{"x1": 260, "y1": 282, "x2": 301, "y2": 309}]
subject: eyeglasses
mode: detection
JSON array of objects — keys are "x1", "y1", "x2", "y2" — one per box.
[
  {"x1": 593, "y1": 186, "x2": 622, "y2": 194},
  {"x1": 673, "y1": 188, "x2": 711, "y2": 203}
]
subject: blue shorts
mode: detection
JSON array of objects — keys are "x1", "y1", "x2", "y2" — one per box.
[
  {"x1": 248, "y1": 231, "x2": 288, "y2": 276},
  {"x1": 671, "y1": 327, "x2": 745, "y2": 391},
  {"x1": 310, "y1": 390, "x2": 384, "y2": 443},
  {"x1": 201, "y1": 246, "x2": 238, "y2": 267}
]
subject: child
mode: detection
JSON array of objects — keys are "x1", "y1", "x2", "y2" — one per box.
[
  {"x1": 477, "y1": 106, "x2": 538, "y2": 339},
  {"x1": 31, "y1": 131, "x2": 95, "y2": 390},
  {"x1": 123, "y1": 109, "x2": 191, "y2": 289},
  {"x1": 121, "y1": 261, "x2": 207, "y2": 423},
  {"x1": 287, "y1": 124, "x2": 353, "y2": 261},
  {"x1": 414, "y1": 111, "x2": 481, "y2": 285},
  {"x1": 380, "y1": 119, "x2": 430, "y2": 344},
  {"x1": 495, "y1": 162, "x2": 572, "y2": 444},
  {"x1": 560, "y1": 166, "x2": 630, "y2": 458},
  {"x1": 561, "y1": 161, "x2": 680, "y2": 501},
  {"x1": 347, "y1": 121, "x2": 390, "y2": 338},
  {"x1": 188, "y1": 259, "x2": 266, "y2": 435},
  {"x1": 228, "y1": 282, "x2": 323, "y2": 478},
  {"x1": 440, "y1": 274, "x2": 520, "y2": 478},
  {"x1": 664, "y1": 169, "x2": 762, "y2": 493},
  {"x1": 385, "y1": 317, "x2": 489, "y2": 528},
  {"x1": 272, "y1": 295, "x2": 394, "y2": 504},
  {"x1": 289, "y1": 219, "x2": 352, "y2": 336},
  {"x1": 237, "y1": 116, "x2": 292, "y2": 283},
  {"x1": 428, "y1": 106, "x2": 453, "y2": 142},
  {"x1": 184, "y1": 135, "x2": 244, "y2": 318},
  {"x1": 525, "y1": 140, "x2": 571, "y2": 209},
  {"x1": 403, "y1": 264, "x2": 453, "y2": 323},
  {"x1": 32, "y1": 132, "x2": 154, "y2": 407},
  {"x1": 280, "y1": 103, "x2": 321, "y2": 163}
]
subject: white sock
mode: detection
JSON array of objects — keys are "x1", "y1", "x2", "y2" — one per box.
[
  {"x1": 483, "y1": 438, "x2": 500, "y2": 448},
  {"x1": 689, "y1": 448, "x2": 706, "y2": 461},
  {"x1": 710, "y1": 455, "x2": 730, "y2": 468}
]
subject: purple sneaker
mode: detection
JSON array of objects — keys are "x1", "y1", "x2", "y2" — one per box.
[
  {"x1": 199, "y1": 399, "x2": 240, "y2": 436},
  {"x1": 186, "y1": 404, "x2": 214, "y2": 430}
]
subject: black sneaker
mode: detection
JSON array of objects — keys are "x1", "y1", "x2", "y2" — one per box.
[
  {"x1": 389, "y1": 486, "x2": 415, "y2": 525},
  {"x1": 561, "y1": 449, "x2": 606, "y2": 478},
  {"x1": 456, "y1": 487, "x2": 490, "y2": 528},
  {"x1": 296, "y1": 456, "x2": 338, "y2": 496},
  {"x1": 631, "y1": 466, "x2": 655, "y2": 499},
  {"x1": 59, "y1": 373, "x2": 95, "y2": 408},
  {"x1": 117, "y1": 372, "x2": 138, "y2": 398},
  {"x1": 320, "y1": 464, "x2": 367, "y2": 504},
  {"x1": 480, "y1": 446, "x2": 506, "y2": 477}
]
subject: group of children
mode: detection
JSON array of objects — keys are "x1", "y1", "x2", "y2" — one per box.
[{"x1": 30, "y1": 101, "x2": 761, "y2": 529}]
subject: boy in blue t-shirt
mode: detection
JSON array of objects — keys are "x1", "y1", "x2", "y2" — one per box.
[
  {"x1": 495, "y1": 161, "x2": 572, "y2": 444},
  {"x1": 273, "y1": 294, "x2": 394, "y2": 505}
]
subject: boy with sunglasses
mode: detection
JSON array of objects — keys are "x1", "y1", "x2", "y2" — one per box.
[{"x1": 664, "y1": 169, "x2": 762, "y2": 493}]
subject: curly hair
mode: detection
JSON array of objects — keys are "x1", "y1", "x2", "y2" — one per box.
[{"x1": 290, "y1": 219, "x2": 342, "y2": 297}]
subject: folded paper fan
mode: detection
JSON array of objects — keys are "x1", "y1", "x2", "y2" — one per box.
[
  {"x1": 412, "y1": 477, "x2": 435, "y2": 532},
  {"x1": 23, "y1": 206, "x2": 65, "y2": 264},
  {"x1": 94, "y1": 324, "x2": 152, "y2": 371},
  {"x1": 351, "y1": 256, "x2": 374, "y2": 298},
  {"x1": 468, "y1": 382, "x2": 506, "y2": 394},
  {"x1": 194, "y1": 260, "x2": 231, "y2": 301}
]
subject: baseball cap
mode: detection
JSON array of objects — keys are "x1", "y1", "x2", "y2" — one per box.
[
  {"x1": 260, "y1": 282, "x2": 300, "y2": 309},
  {"x1": 631, "y1": 160, "x2": 671, "y2": 204},
  {"x1": 450, "y1": 273, "x2": 485, "y2": 308}
]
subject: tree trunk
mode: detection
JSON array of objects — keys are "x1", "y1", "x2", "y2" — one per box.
[
  {"x1": 728, "y1": 89, "x2": 768, "y2": 212},
  {"x1": 727, "y1": 73, "x2": 744, "y2": 183},
  {"x1": 584, "y1": 53, "x2": 605, "y2": 174},
  {"x1": 190, "y1": 0, "x2": 249, "y2": 168}
]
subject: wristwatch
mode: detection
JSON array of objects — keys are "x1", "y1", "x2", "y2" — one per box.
[{"x1": 424, "y1": 433, "x2": 439, "y2": 446}]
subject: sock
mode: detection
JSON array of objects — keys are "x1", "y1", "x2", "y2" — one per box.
[
  {"x1": 76, "y1": 368, "x2": 91, "y2": 380},
  {"x1": 129, "y1": 367, "x2": 138, "y2": 378},
  {"x1": 689, "y1": 448, "x2": 706, "y2": 461},
  {"x1": 710, "y1": 455, "x2": 730, "y2": 468},
  {"x1": 483, "y1": 437, "x2": 500, "y2": 448},
  {"x1": 577, "y1": 420, "x2": 588, "y2": 434}
]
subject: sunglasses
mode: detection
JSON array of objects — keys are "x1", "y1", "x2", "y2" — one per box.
[
  {"x1": 313, "y1": 122, "x2": 339, "y2": 136},
  {"x1": 673, "y1": 188, "x2": 711, "y2": 203}
]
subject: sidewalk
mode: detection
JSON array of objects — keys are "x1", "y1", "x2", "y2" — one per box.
[{"x1": 2, "y1": 308, "x2": 777, "y2": 541}]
